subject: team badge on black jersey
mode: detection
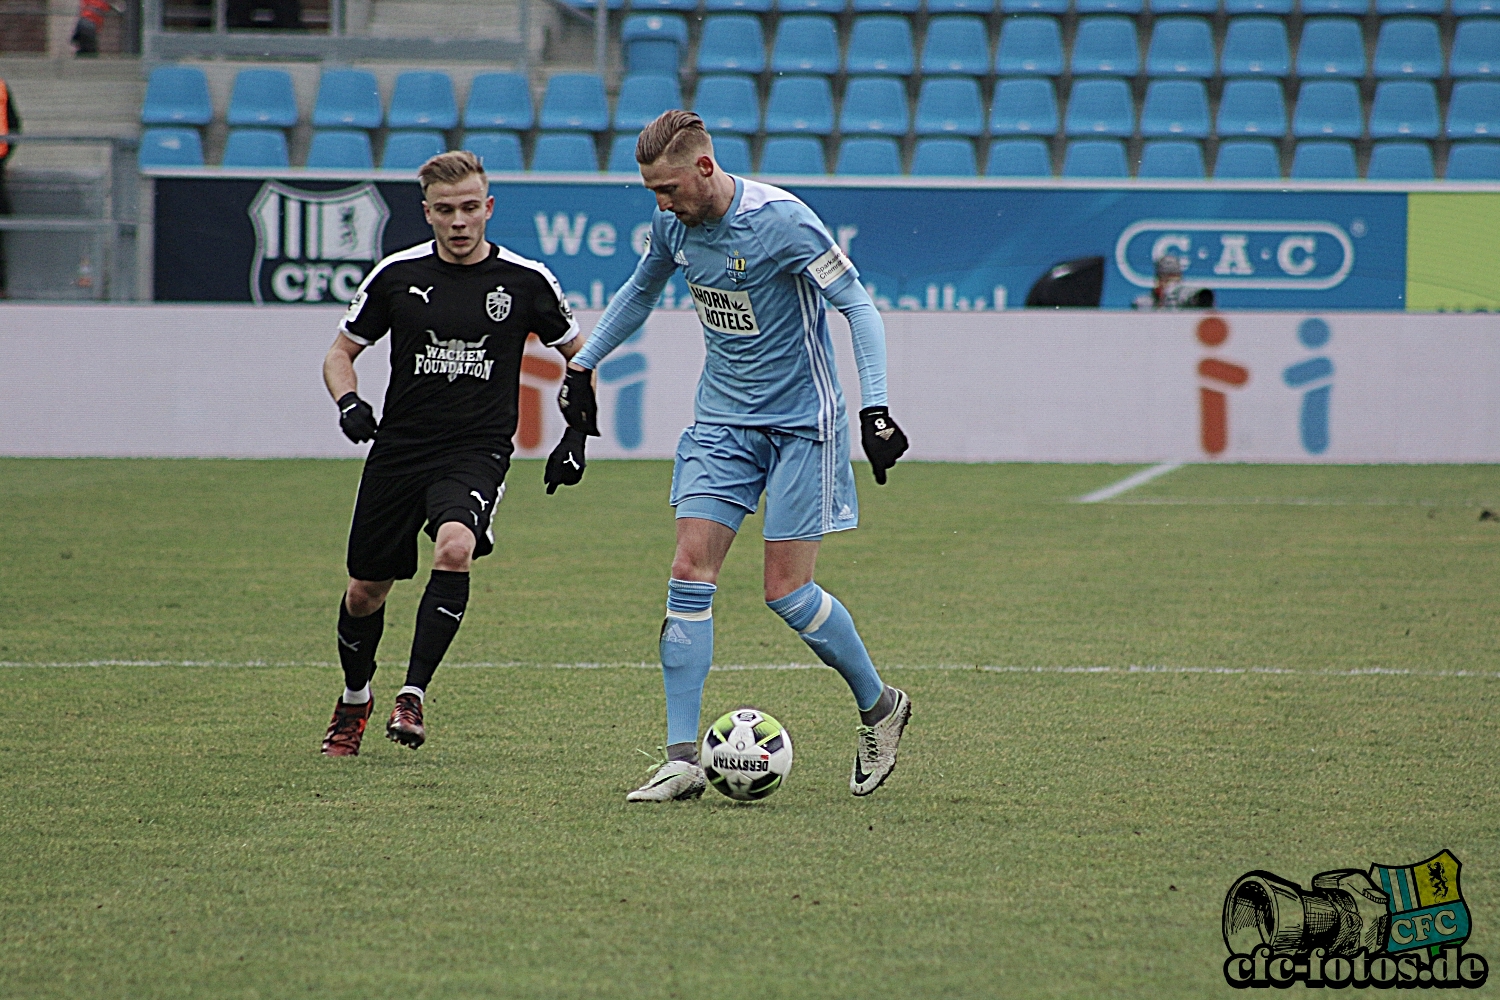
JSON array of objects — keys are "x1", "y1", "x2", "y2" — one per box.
[{"x1": 486, "y1": 285, "x2": 512, "y2": 322}]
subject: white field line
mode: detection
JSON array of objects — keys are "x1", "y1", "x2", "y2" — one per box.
[
  {"x1": 1107, "y1": 496, "x2": 1479, "y2": 507},
  {"x1": 1075, "y1": 462, "x2": 1184, "y2": 504}
]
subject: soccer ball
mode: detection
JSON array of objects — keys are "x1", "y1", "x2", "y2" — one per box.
[{"x1": 702, "y1": 707, "x2": 793, "y2": 801}]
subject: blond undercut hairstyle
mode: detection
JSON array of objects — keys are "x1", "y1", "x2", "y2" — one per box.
[
  {"x1": 417, "y1": 150, "x2": 486, "y2": 194},
  {"x1": 635, "y1": 110, "x2": 714, "y2": 166}
]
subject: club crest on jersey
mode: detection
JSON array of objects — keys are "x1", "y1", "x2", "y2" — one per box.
[
  {"x1": 486, "y1": 285, "x2": 512, "y2": 322},
  {"x1": 726, "y1": 255, "x2": 748, "y2": 281},
  {"x1": 247, "y1": 181, "x2": 390, "y2": 305}
]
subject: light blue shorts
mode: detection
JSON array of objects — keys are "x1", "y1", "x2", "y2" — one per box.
[{"x1": 669, "y1": 423, "x2": 859, "y2": 542}]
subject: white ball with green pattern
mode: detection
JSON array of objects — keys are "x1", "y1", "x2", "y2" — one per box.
[{"x1": 701, "y1": 708, "x2": 794, "y2": 801}]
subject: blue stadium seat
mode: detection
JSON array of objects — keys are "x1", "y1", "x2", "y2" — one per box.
[
  {"x1": 1064, "y1": 77, "x2": 1135, "y2": 135},
  {"x1": 705, "y1": 0, "x2": 771, "y2": 11},
  {"x1": 462, "y1": 131, "x2": 523, "y2": 171},
  {"x1": 1293, "y1": 80, "x2": 1364, "y2": 137},
  {"x1": 697, "y1": 16, "x2": 767, "y2": 73},
  {"x1": 846, "y1": 16, "x2": 915, "y2": 74},
  {"x1": 778, "y1": 0, "x2": 846, "y2": 11},
  {"x1": 1296, "y1": 19, "x2": 1366, "y2": 78},
  {"x1": 532, "y1": 133, "x2": 599, "y2": 171},
  {"x1": 771, "y1": 15, "x2": 840, "y2": 73},
  {"x1": 227, "y1": 69, "x2": 297, "y2": 128},
  {"x1": 1290, "y1": 140, "x2": 1358, "y2": 177},
  {"x1": 1213, "y1": 139, "x2": 1282, "y2": 176},
  {"x1": 986, "y1": 137, "x2": 1054, "y2": 175},
  {"x1": 141, "y1": 66, "x2": 212, "y2": 126},
  {"x1": 1454, "y1": 0, "x2": 1499, "y2": 14},
  {"x1": 852, "y1": 0, "x2": 919, "y2": 12},
  {"x1": 764, "y1": 76, "x2": 836, "y2": 133},
  {"x1": 1138, "y1": 139, "x2": 1206, "y2": 176},
  {"x1": 607, "y1": 133, "x2": 638, "y2": 171},
  {"x1": 1216, "y1": 78, "x2": 1288, "y2": 135},
  {"x1": 388, "y1": 71, "x2": 458, "y2": 130},
  {"x1": 1447, "y1": 80, "x2": 1500, "y2": 136},
  {"x1": 714, "y1": 135, "x2": 753, "y2": 171},
  {"x1": 629, "y1": 0, "x2": 697, "y2": 12},
  {"x1": 922, "y1": 17, "x2": 990, "y2": 74},
  {"x1": 222, "y1": 128, "x2": 289, "y2": 167},
  {"x1": 1369, "y1": 80, "x2": 1440, "y2": 137},
  {"x1": 912, "y1": 137, "x2": 978, "y2": 174},
  {"x1": 839, "y1": 76, "x2": 911, "y2": 133},
  {"x1": 622, "y1": 14, "x2": 690, "y2": 75},
  {"x1": 381, "y1": 131, "x2": 445, "y2": 169},
  {"x1": 1151, "y1": 0, "x2": 1218, "y2": 14},
  {"x1": 760, "y1": 136, "x2": 827, "y2": 172},
  {"x1": 1225, "y1": 0, "x2": 1290, "y2": 12},
  {"x1": 989, "y1": 77, "x2": 1059, "y2": 134},
  {"x1": 558, "y1": 0, "x2": 624, "y2": 9},
  {"x1": 1221, "y1": 18, "x2": 1291, "y2": 76},
  {"x1": 1446, "y1": 141, "x2": 1500, "y2": 176},
  {"x1": 1301, "y1": 0, "x2": 1369, "y2": 11},
  {"x1": 137, "y1": 127, "x2": 204, "y2": 167},
  {"x1": 1374, "y1": 19, "x2": 1444, "y2": 78},
  {"x1": 928, "y1": 0, "x2": 995, "y2": 11},
  {"x1": 540, "y1": 74, "x2": 609, "y2": 131},
  {"x1": 313, "y1": 69, "x2": 382, "y2": 129},
  {"x1": 1063, "y1": 138, "x2": 1130, "y2": 175},
  {"x1": 613, "y1": 74, "x2": 683, "y2": 130},
  {"x1": 1451, "y1": 19, "x2": 1500, "y2": 77},
  {"x1": 1141, "y1": 80, "x2": 1211, "y2": 136},
  {"x1": 995, "y1": 16, "x2": 1064, "y2": 75},
  {"x1": 1376, "y1": 0, "x2": 1444, "y2": 14},
  {"x1": 1071, "y1": 17, "x2": 1140, "y2": 76},
  {"x1": 307, "y1": 130, "x2": 374, "y2": 168},
  {"x1": 914, "y1": 77, "x2": 985, "y2": 135},
  {"x1": 464, "y1": 73, "x2": 534, "y2": 130},
  {"x1": 1001, "y1": 0, "x2": 1067, "y2": 12},
  {"x1": 1077, "y1": 0, "x2": 1143, "y2": 14},
  {"x1": 693, "y1": 75, "x2": 761, "y2": 133},
  {"x1": 1147, "y1": 18, "x2": 1215, "y2": 76},
  {"x1": 1368, "y1": 141, "x2": 1435, "y2": 177},
  {"x1": 836, "y1": 136, "x2": 903, "y2": 173}
]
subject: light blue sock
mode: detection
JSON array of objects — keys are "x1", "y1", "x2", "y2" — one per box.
[
  {"x1": 661, "y1": 579, "x2": 716, "y2": 747},
  {"x1": 768, "y1": 582, "x2": 885, "y2": 711}
]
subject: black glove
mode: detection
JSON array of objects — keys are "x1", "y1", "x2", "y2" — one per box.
[
  {"x1": 557, "y1": 367, "x2": 600, "y2": 437},
  {"x1": 859, "y1": 406, "x2": 909, "y2": 485},
  {"x1": 545, "y1": 427, "x2": 588, "y2": 494},
  {"x1": 336, "y1": 392, "x2": 378, "y2": 444}
]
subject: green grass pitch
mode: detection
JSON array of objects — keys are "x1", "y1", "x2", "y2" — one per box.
[{"x1": 1, "y1": 458, "x2": 1498, "y2": 999}]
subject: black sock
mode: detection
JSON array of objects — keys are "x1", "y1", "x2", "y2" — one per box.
[
  {"x1": 337, "y1": 597, "x2": 385, "y2": 692},
  {"x1": 666, "y1": 741, "x2": 699, "y2": 764},
  {"x1": 859, "y1": 685, "x2": 896, "y2": 727},
  {"x1": 404, "y1": 570, "x2": 470, "y2": 690}
]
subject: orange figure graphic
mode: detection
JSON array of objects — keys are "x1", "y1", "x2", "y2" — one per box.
[
  {"x1": 518, "y1": 333, "x2": 564, "y2": 450},
  {"x1": 1195, "y1": 317, "x2": 1249, "y2": 456}
]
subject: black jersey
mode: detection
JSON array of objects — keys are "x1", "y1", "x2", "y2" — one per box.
[{"x1": 340, "y1": 241, "x2": 578, "y2": 476}]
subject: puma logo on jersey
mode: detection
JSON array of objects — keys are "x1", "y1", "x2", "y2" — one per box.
[
  {"x1": 437, "y1": 607, "x2": 464, "y2": 623},
  {"x1": 470, "y1": 490, "x2": 489, "y2": 511},
  {"x1": 408, "y1": 285, "x2": 433, "y2": 303}
]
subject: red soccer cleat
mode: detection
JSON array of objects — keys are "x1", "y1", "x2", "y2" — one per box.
[
  {"x1": 386, "y1": 692, "x2": 425, "y2": 748},
  {"x1": 322, "y1": 697, "x2": 374, "y2": 756}
]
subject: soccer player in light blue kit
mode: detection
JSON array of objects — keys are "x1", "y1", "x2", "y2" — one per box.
[{"x1": 545, "y1": 111, "x2": 912, "y2": 802}]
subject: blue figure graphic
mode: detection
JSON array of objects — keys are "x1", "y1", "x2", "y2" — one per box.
[
  {"x1": 598, "y1": 326, "x2": 648, "y2": 450},
  {"x1": 1283, "y1": 318, "x2": 1333, "y2": 454}
]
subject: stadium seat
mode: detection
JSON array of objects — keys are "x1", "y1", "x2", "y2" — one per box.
[
  {"x1": 613, "y1": 74, "x2": 683, "y2": 130},
  {"x1": 381, "y1": 130, "x2": 445, "y2": 169},
  {"x1": 697, "y1": 16, "x2": 767, "y2": 73},
  {"x1": 846, "y1": 16, "x2": 916, "y2": 74},
  {"x1": 995, "y1": 16, "x2": 1064, "y2": 75},
  {"x1": 227, "y1": 69, "x2": 298, "y2": 128},
  {"x1": 1369, "y1": 80, "x2": 1440, "y2": 137},
  {"x1": 1447, "y1": 80, "x2": 1500, "y2": 136},
  {"x1": 760, "y1": 135, "x2": 827, "y2": 172},
  {"x1": 1216, "y1": 78, "x2": 1288, "y2": 135},
  {"x1": 387, "y1": 72, "x2": 458, "y2": 130},
  {"x1": 1290, "y1": 140, "x2": 1358, "y2": 177},
  {"x1": 1071, "y1": 18, "x2": 1140, "y2": 76},
  {"x1": 531, "y1": 133, "x2": 599, "y2": 171},
  {"x1": 1064, "y1": 78, "x2": 1135, "y2": 135},
  {"x1": 771, "y1": 15, "x2": 840, "y2": 74},
  {"x1": 1454, "y1": 0, "x2": 1499, "y2": 14},
  {"x1": 705, "y1": 0, "x2": 772, "y2": 12},
  {"x1": 1293, "y1": 80, "x2": 1364, "y2": 137},
  {"x1": 1077, "y1": 0, "x2": 1144, "y2": 14},
  {"x1": 307, "y1": 129, "x2": 374, "y2": 168},
  {"x1": 922, "y1": 17, "x2": 990, "y2": 74},
  {"x1": 1445, "y1": 141, "x2": 1500, "y2": 176},
  {"x1": 141, "y1": 66, "x2": 212, "y2": 126},
  {"x1": 928, "y1": 0, "x2": 995, "y2": 11},
  {"x1": 1300, "y1": 0, "x2": 1369, "y2": 11},
  {"x1": 1001, "y1": 0, "x2": 1067, "y2": 13},
  {"x1": 836, "y1": 136, "x2": 903, "y2": 173},
  {"x1": 464, "y1": 73, "x2": 534, "y2": 130},
  {"x1": 763, "y1": 76, "x2": 836, "y2": 133},
  {"x1": 1367, "y1": 140, "x2": 1435, "y2": 177},
  {"x1": 222, "y1": 128, "x2": 290, "y2": 167},
  {"x1": 852, "y1": 0, "x2": 919, "y2": 12},
  {"x1": 1213, "y1": 139, "x2": 1282, "y2": 177},
  {"x1": 986, "y1": 137, "x2": 1053, "y2": 175},
  {"x1": 778, "y1": 0, "x2": 847, "y2": 11},
  {"x1": 313, "y1": 69, "x2": 383, "y2": 129},
  {"x1": 1151, "y1": 0, "x2": 1218, "y2": 14},
  {"x1": 1376, "y1": 0, "x2": 1444, "y2": 14},
  {"x1": 1374, "y1": 19, "x2": 1444, "y2": 77},
  {"x1": 1221, "y1": 18, "x2": 1291, "y2": 76},
  {"x1": 1147, "y1": 18, "x2": 1215, "y2": 76},
  {"x1": 914, "y1": 77, "x2": 985, "y2": 135},
  {"x1": 607, "y1": 133, "x2": 638, "y2": 172},
  {"x1": 1296, "y1": 19, "x2": 1367, "y2": 78},
  {"x1": 461, "y1": 131, "x2": 523, "y2": 171},
  {"x1": 137, "y1": 127, "x2": 205, "y2": 167},
  {"x1": 1450, "y1": 19, "x2": 1500, "y2": 77},
  {"x1": 1225, "y1": 0, "x2": 1290, "y2": 13},
  {"x1": 629, "y1": 0, "x2": 697, "y2": 12},
  {"x1": 714, "y1": 135, "x2": 754, "y2": 171},
  {"x1": 1062, "y1": 138, "x2": 1129, "y2": 175},
  {"x1": 693, "y1": 75, "x2": 761, "y2": 133},
  {"x1": 539, "y1": 74, "x2": 609, "y2": 131},
  {"x1": 622, "y1": 14, "x2": 690, "y2": 75},
  {"x1": 558, "y1": 0, "x2": 624, "y2": 9},
  {"x1": 989, "y1": 77, "x2": 1060, "y2": 134},
  {"x1": 912, "y1": 138, "x2": 978, "y2": 174},
  {"x1": 1138, "y1": 139, "x2": 1206, "y2": 176},
  {"x1": 1141, "y1": 80, "x2": 1211, "y2": 136},
  {"x1": 839, "y1": 76, "x2": 911, "y2": 134}
]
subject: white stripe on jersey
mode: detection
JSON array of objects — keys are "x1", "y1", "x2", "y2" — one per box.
[
  {"x1": 493, "y1": 243, "x2": 581, "y2": 346},
  {"x1": 735, "y1": 178, "x2": 809, "y2": 217},
  {"x1": 339, "y1": 241, "x2": 436, "y2": 344},
  {"x1": 794, "y1": 276, "x2": 841, "y2": 533}
]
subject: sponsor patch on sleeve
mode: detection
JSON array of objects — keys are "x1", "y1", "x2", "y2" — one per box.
[
  {"x1": 808, "y1": 245, "x2": 854, "y2": 289},
  {"x1": 342, "y1": 290, "x2": 367, "y2": 325}
]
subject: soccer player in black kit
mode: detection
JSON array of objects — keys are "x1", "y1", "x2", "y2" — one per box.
[{"x1": 320, "y1": 151, "x2": 588, "y2": 756}]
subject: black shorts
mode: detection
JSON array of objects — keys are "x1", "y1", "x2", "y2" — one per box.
[{"x1": 346, "y1": 453, "x2": 508, "y2": 582}]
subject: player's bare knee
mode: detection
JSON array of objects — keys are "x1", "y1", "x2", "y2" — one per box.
[
  {"x1": 670, "y1": 552, "x2": 719, "y2": 583},
  {"x1": 345, "y1": 578, "x2": 393, "y2": 616}
]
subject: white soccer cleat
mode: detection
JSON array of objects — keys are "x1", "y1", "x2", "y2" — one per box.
[
  {"x1": 627, "y1": 759, "x2": 707, "y2": 802},
  {"x1": 850, "y1": 686, "x2": 911, "y2": 796}
]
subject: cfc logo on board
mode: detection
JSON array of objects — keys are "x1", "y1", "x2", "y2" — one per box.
[{"x1": 248, "y1": 181, "x2": 390, "y2": 305}]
